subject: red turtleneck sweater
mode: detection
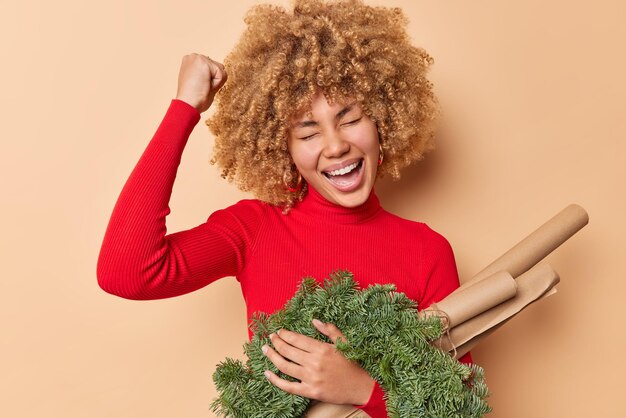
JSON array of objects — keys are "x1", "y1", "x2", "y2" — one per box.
[{"x1": 97, "y1": 99, "x2": 472, "y2": 418}]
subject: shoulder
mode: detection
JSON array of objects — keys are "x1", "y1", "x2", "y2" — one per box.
[
  {"x1": 221, "y1": 198, "x2": 272, "y2": 214},
  {"x1": 415, "y1": 223, "x2": 456, "y2": 270},
  {"x1": 418, "y1": 223, "x2": 453, "y2": 250},
  {"x1": 385, "y1": 211, "x2": 456, "y2": 268},
  {"x1": 208, "y1": 198, "x2": 275, "y2": 225},
  {"x1": 202, "y1": 198, "x2": 277, "y2": 247},
  {"x1": 381, "y1": 211, "x2": 452, "y2": 247}
]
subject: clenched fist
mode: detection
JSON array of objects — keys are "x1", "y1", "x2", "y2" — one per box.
[{"x1": 175, "y1": 53, "x2": 227, "y2": 114}]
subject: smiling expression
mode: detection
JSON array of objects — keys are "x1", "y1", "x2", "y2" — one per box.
[{"x1": 287, "y1": 91, "x2": 381, "y2": 208}]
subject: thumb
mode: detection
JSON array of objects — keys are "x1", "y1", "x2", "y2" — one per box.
[{"x1": 312, "y1": 319, "x2": 347, "y2": 344}]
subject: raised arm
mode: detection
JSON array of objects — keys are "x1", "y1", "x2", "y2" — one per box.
[{"x1": 96, "y1": 54, "x2": 245, "y2": 300}]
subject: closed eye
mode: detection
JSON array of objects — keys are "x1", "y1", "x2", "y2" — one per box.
[
  {"x1": 298, "y1": 133, "x2": 318, "y2": 141},
  {"x1": 342, "y1": 117, "x2": 362, "y2": 126}
]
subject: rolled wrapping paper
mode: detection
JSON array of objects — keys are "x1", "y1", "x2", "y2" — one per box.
[
  {"x1": 423, "y1": 271, "x2": 517, "y2": 329},
  {"x1": 304, "y1": 205, "x2": 587, "y2": 417},
  {"x1": 453, "y1": 203, "x2": 588, "y2": 293},
  {"x1": 452, "y1": 287, "x2": 557, "y2": 359},
  {"x1": 432, "y1": 263, "x2": 560, "y2": 355},
  {"x1": 304, "y1": 400, "x2": 370, "y2": 418}
]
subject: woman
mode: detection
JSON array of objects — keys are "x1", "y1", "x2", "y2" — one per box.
[{"x1": 97, "y1": 1, "x2": 472, "y2": 417}]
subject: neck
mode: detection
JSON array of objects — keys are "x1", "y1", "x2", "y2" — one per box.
[{"x1": 292, "y1": 185, "x2": 382, "y2": 224}]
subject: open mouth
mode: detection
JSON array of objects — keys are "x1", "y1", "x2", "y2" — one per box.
[{"x1": 322, "y1": 159, "x2": 364, "y2": 191}]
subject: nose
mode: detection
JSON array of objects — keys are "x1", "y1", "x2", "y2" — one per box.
[{"x1": 322, "y1": 129, "x2": 350, "y2": 159}]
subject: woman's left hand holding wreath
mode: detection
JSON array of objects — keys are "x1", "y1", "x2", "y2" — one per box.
[{"x1": 262, "y1": 319, "x2": 376, "y2": 406}]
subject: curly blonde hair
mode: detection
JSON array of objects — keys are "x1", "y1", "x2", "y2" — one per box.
[{"x1": 206, "y1": 0, "x2": 439, "y2": 211}]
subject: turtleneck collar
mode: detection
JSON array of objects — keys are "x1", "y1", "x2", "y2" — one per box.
[{"x1": 292, "y1": 184, "x2": 382, "y2": 224}]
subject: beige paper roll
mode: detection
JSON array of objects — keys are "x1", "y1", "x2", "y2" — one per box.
[
  {"x1": 454, "y1": 204, "x2": 587, "y2": 293},
  {"x1": 424, "y1": 271, "x2": 517, "y2": 328},
  {"x1": 304, "y1": 400, "x2": 371, "y2": 418},
  {"x1": 304, "y1": 205, "x2": 587, "y2": 416},
  {"x1": 432, "y1": 263, "x2": 560, "y2": 353},
  {"x1": 452, "y1": 288, "x2": 557, "y2": 359}
]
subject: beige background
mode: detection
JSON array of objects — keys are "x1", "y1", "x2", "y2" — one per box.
[{"x1": 1, "y1": 0, "x2": 623, "y2": 417}]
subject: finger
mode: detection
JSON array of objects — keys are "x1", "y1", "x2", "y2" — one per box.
[
  {"x1": 264, "y1": 370, "x2": 314, "y2": 399},
  {"x1": 216, "y1": 68, "x2": 228, "y2": 87},
  {"x1": 275, "y1": 328, "x2": 325, "y2": 353},
  {"x1": 268, "y1": 332, "x2": 310, "y2": 366},
  {"x1": 262, "y1": 342, "x2": 305, "y2": 380},
  {"x1": 208, "y1": 62, "x2": 227, "y2": 89},
  {"x1": 204, "y1": 56, "x2": 225, "y2": 75},
  {"x1": 206, "y1": 60, "x2": 220, "y2": 78},
  {"x1": 312, "y1": 320, "x2": 347, "y2": 345},
  {"x1": 201, "y1": 53, "x2": 224, "y2": 73}
]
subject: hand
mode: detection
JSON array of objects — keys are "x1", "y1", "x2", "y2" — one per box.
[
  {"x1": 261, "y1": 319, "x2": 376, "y2": 406},
  {"x1": 175, "y1": 53, "x2": 227, "y2": 114}
]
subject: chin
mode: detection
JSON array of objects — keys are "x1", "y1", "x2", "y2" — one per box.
[{"x1": 327, "y1": 183, "x2": 373, "y2": 208}]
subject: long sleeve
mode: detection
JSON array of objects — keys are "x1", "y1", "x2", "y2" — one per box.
[
  {"x1": 352, "y1": 380, "x2": 389, "y2": 418},
  {"x1": 96, "y1": 99, "x2": 262, "y2": 300}
]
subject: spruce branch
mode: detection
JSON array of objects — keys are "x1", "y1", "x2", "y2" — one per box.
[{"x1": 211, "y1": 269, "x2": 491, "y2": 417}]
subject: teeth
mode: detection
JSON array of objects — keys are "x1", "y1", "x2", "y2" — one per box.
[{"x1": 327, "y1": 161, "x2": 359, "y2": 176}]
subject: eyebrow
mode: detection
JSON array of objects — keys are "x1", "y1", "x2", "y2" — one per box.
[{"x1": 293, "y1": 104, "x2": 355, "y2": 129}]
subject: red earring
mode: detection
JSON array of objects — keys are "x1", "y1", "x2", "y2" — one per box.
[{"x1": 377, "y1": 144, "x2": 384, "y2": 166}]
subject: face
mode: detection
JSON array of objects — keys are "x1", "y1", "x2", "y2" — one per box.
[{"x1": 287, "y1": 90, "x2": 380, "y2": 208}]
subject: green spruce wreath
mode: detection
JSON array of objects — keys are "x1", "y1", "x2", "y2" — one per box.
[{"x1": 211, "y1": 270, "x2": 491, "y2": 417}]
